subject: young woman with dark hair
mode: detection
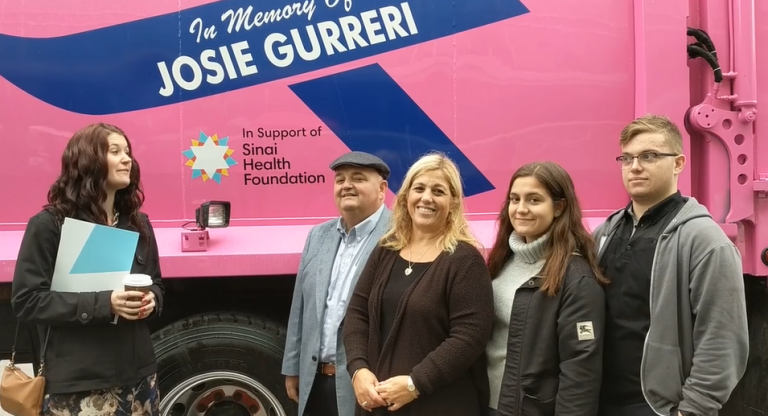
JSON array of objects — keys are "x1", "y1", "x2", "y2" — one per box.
[
  {"x1": 485, "y1": 161, "x2": 607, "y2": 416},
  {"x1": 11, "y1": 123, "x2": 164, "y2": 416}
]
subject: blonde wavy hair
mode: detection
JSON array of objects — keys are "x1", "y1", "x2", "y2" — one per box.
[{"x1": 380, "y1": 152, "x2": 479, "y2": 253}]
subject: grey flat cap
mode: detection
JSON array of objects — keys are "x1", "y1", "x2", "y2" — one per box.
[{"x1": 329, "y1": 151, "x2": 391, "y2": 180}]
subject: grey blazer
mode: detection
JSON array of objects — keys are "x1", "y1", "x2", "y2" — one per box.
[{"x1": 282, "y1": 207, "x2": 392, "y2": 416}]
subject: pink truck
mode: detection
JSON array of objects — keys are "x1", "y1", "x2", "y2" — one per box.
[{"x1": 0, "y1": 0, "x2": 765, "y2": 414}]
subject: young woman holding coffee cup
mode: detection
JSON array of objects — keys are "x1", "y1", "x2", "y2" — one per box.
[{"x1": 10, "y1": 123, "x2": 165, "y2": 416}]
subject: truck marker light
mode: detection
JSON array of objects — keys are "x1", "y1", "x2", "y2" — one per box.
[{"x1": 181, "y1": 201, "x2": 231, "y2": 252}]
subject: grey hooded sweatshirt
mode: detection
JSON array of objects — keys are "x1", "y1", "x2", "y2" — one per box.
[{"x1": 593, "y1": 196, "x2": 749, "y2": 416}]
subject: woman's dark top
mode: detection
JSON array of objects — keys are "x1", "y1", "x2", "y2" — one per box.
[
  {"x1": 343, "y1": 241, "x2": 494, "y2": 416},
  {"x1": 10, "y1": 209, "x2": 165, "y2": 394},
  {"x1": 379, "y1": 257, "x2": 432, "y2": 347}
]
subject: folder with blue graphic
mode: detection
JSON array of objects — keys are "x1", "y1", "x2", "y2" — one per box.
[{"x1": 50, "y1": 217, "x2": 139, "y2": 293}]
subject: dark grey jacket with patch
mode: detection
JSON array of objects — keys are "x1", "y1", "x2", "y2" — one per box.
[{"x1": 493, "y1": 255, "x2": 605, "y2": 416}]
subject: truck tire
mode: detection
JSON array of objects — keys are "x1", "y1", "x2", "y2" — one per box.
[{"x1": 152, "y1": 313, "x2": 295, "y2": 416}]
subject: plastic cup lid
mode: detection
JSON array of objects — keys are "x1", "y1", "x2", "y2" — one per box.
[{"x1": 123, "y1": 273, "x2": 152, "y2": 287}]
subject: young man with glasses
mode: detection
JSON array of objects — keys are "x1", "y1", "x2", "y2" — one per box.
[{"x1": 594, "y1": 114, "x2": 749, "y2": 416}]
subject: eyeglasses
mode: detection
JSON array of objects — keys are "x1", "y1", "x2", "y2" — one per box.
[{"x1": 615, "y1": 152, "x2": 679, "y2": 169}]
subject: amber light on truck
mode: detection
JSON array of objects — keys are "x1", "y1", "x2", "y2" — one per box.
[{"x1": 181, "y1": 201, "x2": 231, "y2": 252}]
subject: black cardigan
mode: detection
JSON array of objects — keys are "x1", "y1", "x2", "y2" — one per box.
[{"x1": 343, "y1": 241, "x2": 494, "y2": 416}]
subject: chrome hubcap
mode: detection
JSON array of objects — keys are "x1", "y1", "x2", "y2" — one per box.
[{"x1": 160, "y1": 371, "x2": 286, "y2": 416}]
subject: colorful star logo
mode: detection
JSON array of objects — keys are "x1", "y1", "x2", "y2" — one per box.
[{"x1": 182, "y1": 131, "x2": 237, "y2": 183}]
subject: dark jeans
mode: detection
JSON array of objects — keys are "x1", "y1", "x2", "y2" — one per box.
[
  {"x1": 599, "y1": 402, "x2": 669, "y2": 416},
  {"x1": 490, "y1": 402, "x2": 676, "y2": 416},
  {"x1": 304, "y1": 373, "x2": 339, "y2": 416}
]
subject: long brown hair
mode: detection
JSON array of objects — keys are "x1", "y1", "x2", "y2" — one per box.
[
  {"x1": 486, "y1": 162, "x2": 607, "y2": 295},
  {"x1": 45, "y1": 123, "x2": 147, "y2": 239}
]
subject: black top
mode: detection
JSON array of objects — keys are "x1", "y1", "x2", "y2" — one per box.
[
  {"x1": 599, "y1": 191, "x2": 685, "y2": 406},
  {"x1": 10, "y1": 209, "x2": 165, "y2": 394},
  {"x1": 379, "y1": 256, "x2": 432, "y2": 348}
]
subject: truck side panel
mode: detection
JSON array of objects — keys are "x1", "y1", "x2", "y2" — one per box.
[{"x1": 0, "y1": 0, "x2": 686, "y2": 281}]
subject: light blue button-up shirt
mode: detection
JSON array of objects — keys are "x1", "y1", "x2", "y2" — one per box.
[{"x1": 319, "y1": 204, "x2": 385, "y2": 362}]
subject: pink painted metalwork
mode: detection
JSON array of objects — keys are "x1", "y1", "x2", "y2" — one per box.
[{"x1": 0, "y1": 0, "x2": 765, "y2": 281}]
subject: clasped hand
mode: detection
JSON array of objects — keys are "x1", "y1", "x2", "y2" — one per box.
[
  {"x1": 353, "y1": 369, "x2": 415, "y2": 412},
  {"x1": 375, "y1": 376, "x2": 415, "y2": 412},
  {"x1": 110, "y1": 290, "x2": 155, "y2": 320}
]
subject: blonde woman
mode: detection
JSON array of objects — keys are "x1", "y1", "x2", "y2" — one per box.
[{"x1": 342, "y1": 152, "x2": 494, "y2": 416}]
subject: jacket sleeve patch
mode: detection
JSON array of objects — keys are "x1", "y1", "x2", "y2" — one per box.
[{"x1": 577, "y1": 321, "x2": 595, "y2": 341}]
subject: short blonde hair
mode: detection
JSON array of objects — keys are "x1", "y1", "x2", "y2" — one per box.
[
  {"x1": 380, "y1": 152, "x2": 478, "y2": 253},
  {"x1": 620, "y1": 114, "x2": 683, "y2": 154}
]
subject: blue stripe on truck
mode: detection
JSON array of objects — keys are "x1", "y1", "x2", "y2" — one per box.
[{"x1": 289, "y1": 63, "x2": 495, "y2": 197}]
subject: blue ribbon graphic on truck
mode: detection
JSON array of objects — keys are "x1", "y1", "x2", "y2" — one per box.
[
  {"x1": 291, "y1": 64, "x2": 496, "y2": 196},
  {"x1": 0, "y1": 0, "x2": 529, "y2": 115}
]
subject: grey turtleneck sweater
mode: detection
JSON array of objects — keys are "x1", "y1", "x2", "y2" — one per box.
[{"x1": 486, "y1": 232, "x2": 549, "y2": 409}]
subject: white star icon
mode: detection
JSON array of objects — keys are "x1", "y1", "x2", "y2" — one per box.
[{"x1": 191, "y1": 138, "x2": 231, "y2": 177}]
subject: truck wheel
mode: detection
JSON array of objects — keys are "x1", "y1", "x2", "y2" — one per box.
[{"x1": 152, "y1": 313, "x2": 295, "y2": 416}]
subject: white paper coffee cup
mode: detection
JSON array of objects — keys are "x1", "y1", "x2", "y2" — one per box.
[{"x1": 123, "y1": 273, "x2": 152, "y2": 301}]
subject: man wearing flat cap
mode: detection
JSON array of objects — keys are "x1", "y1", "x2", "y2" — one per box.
[{"x1": 283, "y1": 151, "x2": 393, "y2": 416}]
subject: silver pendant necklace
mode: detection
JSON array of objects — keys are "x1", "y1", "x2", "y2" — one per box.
[{"x1": 405, "y1": 242, "x2": 436, "y2": 276}]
